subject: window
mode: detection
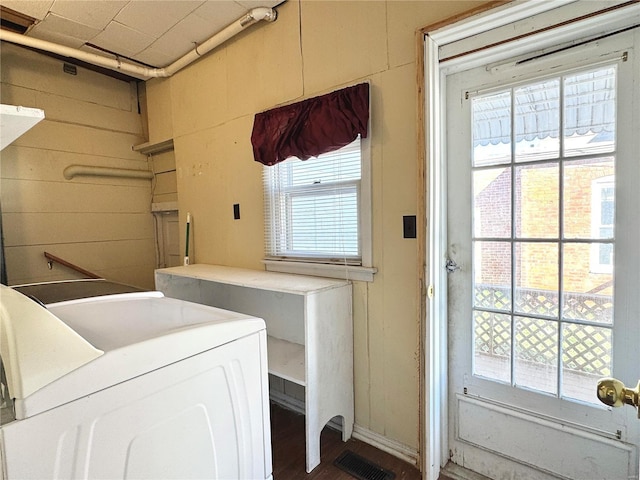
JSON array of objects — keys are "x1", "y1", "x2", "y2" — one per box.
[
  {"x1": 263, "y1": 137, "x2": 374, "y2": 280},
  {"x1": 471, "y1": 64, "x2": 617, "y2": 403}
]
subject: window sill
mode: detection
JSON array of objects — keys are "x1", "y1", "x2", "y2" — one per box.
[{"x1": 263, "y1": 259, "x2": 377, "y2": 282}]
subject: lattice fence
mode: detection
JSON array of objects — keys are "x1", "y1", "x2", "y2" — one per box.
[{"x1": 474, "y1": 285, "x2": 612, "y2": 376}]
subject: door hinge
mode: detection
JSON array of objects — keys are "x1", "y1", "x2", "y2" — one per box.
[{"x1": 427, "y1": 284, "x2": 434, "y2": 299}]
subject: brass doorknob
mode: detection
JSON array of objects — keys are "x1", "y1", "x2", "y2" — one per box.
[{"x1": 597, "y1": 377, "x2": 640, "y2": 416}]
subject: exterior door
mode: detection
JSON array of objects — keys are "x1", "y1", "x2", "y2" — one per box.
[{"x1": 446, "y1": 30, "x2": 640, "y2": 479}]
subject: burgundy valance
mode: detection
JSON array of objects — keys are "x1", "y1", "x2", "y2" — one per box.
[{"x1": 251, "y1": 83, "x2": 369, "y2": 166}]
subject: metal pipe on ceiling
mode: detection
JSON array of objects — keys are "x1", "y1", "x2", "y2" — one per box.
[{"x1": 0, "y1": 7, "x2": 277, "y2": 80}]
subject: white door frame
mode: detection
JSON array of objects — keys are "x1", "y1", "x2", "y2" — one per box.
[{"x1": 421, "y1": 1, "x2": 640, "y2": 478}]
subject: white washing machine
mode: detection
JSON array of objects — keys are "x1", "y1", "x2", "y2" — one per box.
[{"x1": 0, "y1": 283, "x2": 273, "y2": 479}]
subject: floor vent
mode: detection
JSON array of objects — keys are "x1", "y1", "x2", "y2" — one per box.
[{"x1": 334, "y1": 450, "x2": 396, "y2": 480}]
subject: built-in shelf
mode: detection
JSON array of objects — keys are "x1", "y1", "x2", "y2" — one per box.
[
  {"x1": 267, "y1": 336, "x2": 306, "y2": 386},
  {"x1": 132, "y1": 138, "x2": 174, "y2": 155},
  {"x1": 154, "y1": 264, "x2": 354, "y2": 473}
]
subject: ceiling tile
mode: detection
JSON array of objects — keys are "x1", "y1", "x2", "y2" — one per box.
[
  {"x1": 142, "y1": 26, "x2": 198, "y2": 65},
  {"x1": 114, "y1": 0, "x2": 204, "y2": 39},
  {"x1": 162, "y1": 12, "x2": 223, "y2": 48},
  {"x1": 1, "y1": 0, "x2": 53, "y2": 21},
  {"x1": 134, "y1": 46, "x2": 175, "y2": 68},
  {"x1": 4, "y1": 0, "x2": 286, "y2": 72},
  {"x1": 91, "y1": 21, "x2": 155, "y2": 57},
  {"x1": 192, "y1": 1, "x2": 246, "y2": 26},
  {"x1": 237, "y1": 0, "x2": 282, "y2": 9},
  {"x1": 28, "y1": 28, "x2": 86, "y2": 49},
  {"x1": 49, "y1": 0, "x2": 128, "y2": 30},
  {"x1": 29, "y1": 12, "x2": 101, "y2": 42}
]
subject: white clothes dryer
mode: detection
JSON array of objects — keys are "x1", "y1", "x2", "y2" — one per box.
[{"x1": 0, "y1": 284, "x2": 272, "y2": 480}]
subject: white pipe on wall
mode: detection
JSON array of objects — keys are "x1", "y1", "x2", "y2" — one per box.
[
  {"x1": 0, "y1": 7, "x2": 277, "y2": 80},
  {"x1": 63, "y1": 165, "x2": 154, "y2": 180}
]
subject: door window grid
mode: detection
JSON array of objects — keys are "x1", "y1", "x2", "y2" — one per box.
[{"x1": 471, "y1": 64, "x2": 617, "y2": 404}]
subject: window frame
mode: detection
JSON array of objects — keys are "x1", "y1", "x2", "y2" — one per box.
[{"x1": 263, "y1": 134, "x2": 375, "y2": 282}]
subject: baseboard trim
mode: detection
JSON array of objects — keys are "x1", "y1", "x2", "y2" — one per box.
[
  {"x1": 270, "y1": 390, "x2": 303, "y2": 413},
  {"x1": 352, "y1": 425, "x2": 419, "y2": 467},
  {"x1": 269, "y1": 391, "x2": 419, "y2": 468}
]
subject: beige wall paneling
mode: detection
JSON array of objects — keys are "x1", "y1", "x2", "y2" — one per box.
[
  {"x1": 3, "y1": 212, "x2": 153, "y2": 246},
  {"x1": 2, "y1": 179, "x2": 150, "y2": 214},
  {"x1": 7, "y1": 121, "x2": 144, "y2": 160},
  {"x1": 143, "y1": 0, "x2": 495, "y2": 461},
  {"x1": 173, "y1": 115, "x2": 264, "y2": 270},
  {"x1": 137, "y1": 82, "x2": 150, "y2": 142},
  {"x1": 2, "y1": 84, "x2": 143, "y2": 135},
  {"x1": 152, "y1": 172, "x2": 178, "y2": 205},
  {"x1": 6, "y1": 239, "x2": 155, "y2": 287},
  {"x1": 145, "y1": 78, "x2": 174, "y2": 144},
  {"x1": 1, "y1": 43, "x2": 154, "y2": 288},
  {"x1": 151, "y1": 150, "x2": 176, "y2": 175},
  {"x1": 0, "y1": 146, "x2": 148, "y2": 182},
  {"x1": 149, "y1": 149, "x2": 177, "y2": 205},
  {"x1": 169, "y1": 2, "x2": 303, "y2": 139},
  {"x1": 299, "y1": 1, "x2": 388, "y2": 94},
  {"x1": 352, "y1": 279, "x2": 371, "y2": 428},
  {"x1": 0, "y1": 44, "x2": 133, "y2": 111},
  {"x1": 170, "y1": 53, "x2": 230, "y2": 139},
  {"x1": 377, "y1": 63, "x2": 421, "y2": 447},
  {"x1": 224, "y1": 0, "x2": 304, "y2": 121},
  {"x1": 387, "y1": 1, "x2": 485, "y2": 69}
]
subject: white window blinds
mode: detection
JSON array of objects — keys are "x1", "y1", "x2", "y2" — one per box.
[{"x1": 263, "y1": 138, "x2": 361, "y2": 264}]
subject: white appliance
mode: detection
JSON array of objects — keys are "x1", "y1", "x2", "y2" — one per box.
[{"x1": 0, "y1": 284, "x2": 273, "y2": 480}]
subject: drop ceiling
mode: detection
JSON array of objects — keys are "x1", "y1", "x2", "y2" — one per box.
[{"x1": 1, "y1": 0, "x2": 282, "y2": 69}]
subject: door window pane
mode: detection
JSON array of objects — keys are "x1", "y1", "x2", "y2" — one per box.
[
  {"x1": 473, "y1": 167, "x2": 511, "y2": 238},
  {"x1": 472, "y1": 91, "x2": 511, "y2": 167},
  {"x1": 563, "y1": 243, "x2": 613, "y2": 324},
  {"x1": 515, "y1": 79, "x2": 560, "y2": 162},
  {"x1": 515, "y1": 317, "x2": 558, "y2": 395},
  {"x1": 514, "y1": 242, "x2": 558, "y2": 318},
  {"x1": 474, "y1": 241, "x2": 511, "y2": 311},
  {"x1": 563, "y1": 158, "x2": 614, "y2": 239},
  {"x1": 562, "y1": 324, "x2": 612, "y2": 403},
  {"x1": 474, "y1": 311, "x2": 511, "y2": 383},
  {"x1": 564, "y1": 67, "x2": 616, "y2": 157},
  {"x1": 515, "y1": 163, "x2": 559, "y2": 239}
]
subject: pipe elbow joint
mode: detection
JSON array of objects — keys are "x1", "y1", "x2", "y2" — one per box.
[{"x1": 250, "y1": 7, "x2": 277, "y2": 23}]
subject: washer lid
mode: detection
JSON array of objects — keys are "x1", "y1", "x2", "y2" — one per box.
[
  {"x1": 0, "y1": 285, "x2": 103, "y2": 403},
  {"x1": 14, "y1": 292, "x2": 265, "y2": 419}
]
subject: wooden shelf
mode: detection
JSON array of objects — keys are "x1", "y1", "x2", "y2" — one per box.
[
  {"x1": 132, "y1": 138, "x2": 174, "y2": 155},
  {"x1": 267, "y1": 336, "x2": 306, "y2": 386}
]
